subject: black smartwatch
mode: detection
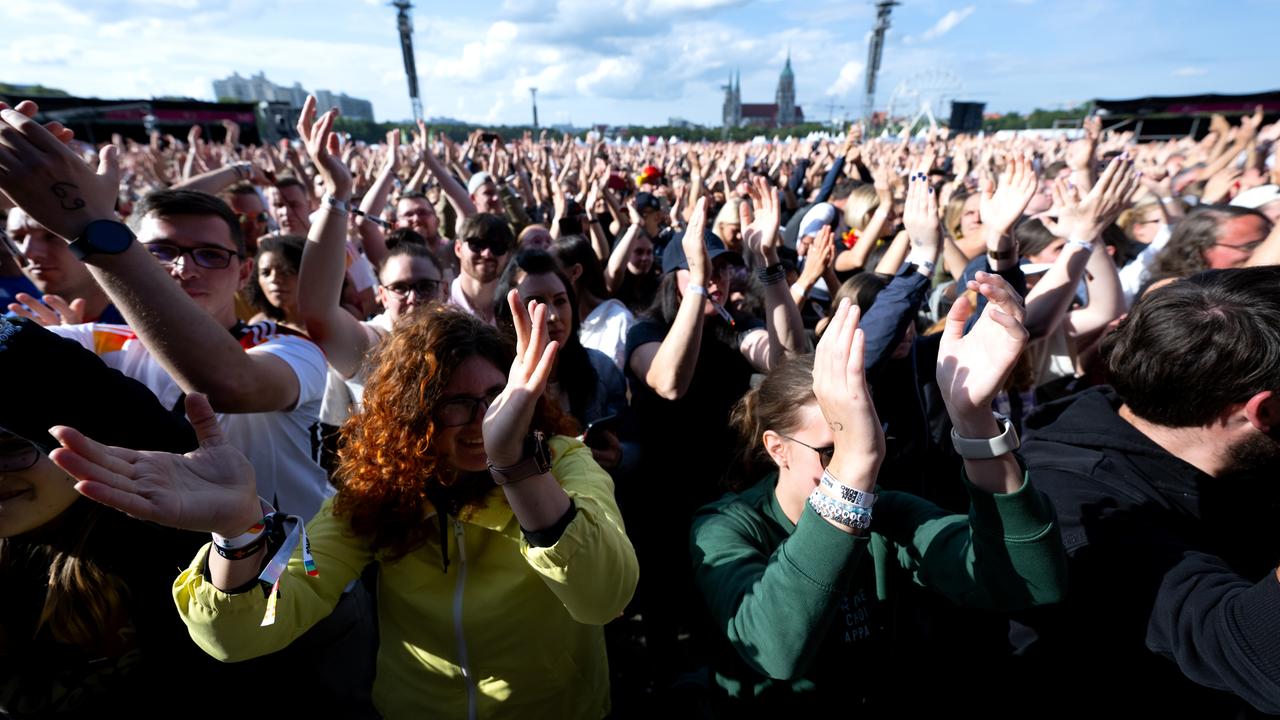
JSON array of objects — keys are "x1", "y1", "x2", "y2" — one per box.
[{"x1": 69, "y1": 220, "x2": 136, "y2": 260}]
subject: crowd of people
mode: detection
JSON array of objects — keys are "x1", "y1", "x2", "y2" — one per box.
[{"x1": 1, "y1": 90, "x2": 1279, "y2": 718}]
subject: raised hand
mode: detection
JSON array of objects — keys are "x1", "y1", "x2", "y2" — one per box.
[
  {"x1": 798, "y1": 225, "x2": 835, "y2": 286},
  {"x1": 812, "y1": 298, "x2": 885, "y2": 478},
  {"x1": 740, "y1": 176, "x2": 781, "y2": 263},
  {"x1": 484, "y1": 290, "x2": 560, "y2": 467},
  {"x1": 48, "y1": 393, "x2": 262, "y2": 537},
  {"x1": 902, "y1": 169, "x2": 940, "y2": 252},
  {"x1": 979, "y1": 154, "x2": 1037, "y2": 237},
  {"x1": 682, "y1": 196, "x2": 710, "y2": 287},
  {"x1": 1042, "y1": 153, "x2": 1138, "y2": 240},
  {"x1": 297, "y1": 95, "x2": 351, "y2": 199},
  {"x1": 8, "y1": 292, "x2": 85, "y2": 326},
  {"x1": 936, "y1": 272, "x2": 1028, "y2": 422}
]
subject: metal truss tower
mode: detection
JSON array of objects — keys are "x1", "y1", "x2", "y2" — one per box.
[
  {"x1": 863, "y1": 0, "x2": 899, "y2": 124},
  {"x1": 393, "y1": 1, "x2": 423, "y2": 123}
]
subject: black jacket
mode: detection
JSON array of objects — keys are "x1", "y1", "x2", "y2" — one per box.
[{"x1": 1013, "y1": 387, "x2": 1280, "y2": 717}]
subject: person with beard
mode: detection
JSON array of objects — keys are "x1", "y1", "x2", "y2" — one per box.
[
  {"x1": 47, "y1": 298, "x2": 637, "y2": 720},
  {"x1": 450, "y1": 213, "x2": 512, "y2": 325},
  {"x1": 1011, "y1": 266, "x2": 1280, "y2": 716}
]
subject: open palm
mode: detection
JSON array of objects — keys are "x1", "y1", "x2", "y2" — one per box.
[
  {"x1": 937, "y1": 272, "x2": 1028, "y2": 417},
  {"x1": 49, "y1": 393, "x2": 262, "y2": 537}
]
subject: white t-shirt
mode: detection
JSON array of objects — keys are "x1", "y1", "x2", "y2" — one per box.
[
  {"x1": 579, "y1": 299, "x2": 635, "y2": 371},
  {"x1": 51, "y1": 321, "x2": 334, "y2": 521}
]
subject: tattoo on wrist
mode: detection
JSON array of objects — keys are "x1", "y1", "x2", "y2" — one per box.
[
  {"x1": 829, "y1": 421, "x2": 844, "y2": 431},
  {"x1": 51, "y1": 182, "x2": 86, "y2": 211}
]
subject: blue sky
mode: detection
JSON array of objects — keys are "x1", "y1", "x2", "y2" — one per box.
[{"x1": 2, "y1": 0, "x2": 1275, "y2": 127}]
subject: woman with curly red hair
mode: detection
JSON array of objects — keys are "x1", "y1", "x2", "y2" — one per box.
[{"x1": 49, "y1": 272, "x2": 639, "y2": 718}]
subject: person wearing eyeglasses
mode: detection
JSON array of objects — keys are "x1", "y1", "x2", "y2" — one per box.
[
  {"x1": 47, "y1": 300, "x2": 638, "y2": 719},
  {"x1": 0, "y1": 100, "x2": 333, "y2": 523},
  {"x1": 450, "y1": 213, "x2": 513, "y2": 325},
  {"x1": 691, "y1": 279, "x2": 1067, "y2": 713}
]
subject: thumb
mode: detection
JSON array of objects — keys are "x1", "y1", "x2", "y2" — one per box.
[
  {"x1": 98, "y1": 145, "x2": 120, "y2": 184},
  {"x1": 944, "y1": 291, "x2": 975, "y2": 341},
  {"x1": 184, "y1": 392, "x2": 227, "y2": 448}
]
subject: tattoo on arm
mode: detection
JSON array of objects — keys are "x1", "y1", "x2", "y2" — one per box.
[
  {"x1": 51, "y1": 182, "x2": 85, "y2": 211},
  {"x1": 829, "y1": 421, "x2": 843, "y2": 431}
]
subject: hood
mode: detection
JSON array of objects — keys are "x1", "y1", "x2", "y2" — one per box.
[{"x1": 1023, "y1": 386, "x2": 1167, "y2": 459}]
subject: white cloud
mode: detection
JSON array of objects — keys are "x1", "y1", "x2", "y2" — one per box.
[
  {"x1": 576, "y1": 57, "x2": 646, "y2": 98},
  {"x1": 827, "y1": 60, "x2": 865, "y2": 96},
  {"x1": 919, "y1": 5, "x2": 976, "y2": 42},
  {"x1": 1173, "y1": 66, "x2": 1207, "y2": 77}
]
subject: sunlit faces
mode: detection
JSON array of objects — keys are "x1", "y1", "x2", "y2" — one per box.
[
  {"x1": 256, "y1": 250, "x2": 299, "y2": 316},
  {"x1": 471, "y1": 181, "x2": 502, "y2": 214},
  {"x1": 515, "y1": 271, "x2": 572, "y2": 347},
  {"x1": 136, "y1": 213, "x2": 250, "y2": 328},
  {"x1": 396, "y1": 196, "x2": 440, "y2": 243},
  {"x1": 6, "y1": 209, "x2": 95, "y2": 296},
  {"x1": 627, "y1": 234, "x2": 654, "y2": 275},
  {"x1": 378, "y1": 255, "x2": 444, "y2": 324},
  {"x1": 1203, "y1": 215, "x2": 1270, "y2": 270},
  {"x1": 433, "y1": 355, "x2": 507, "y2": 473},
  {"x1": 455, "y1": 232, "x2": 510, "y2": 284},
  {"x1": 0, "y1": 431, "x2": 79, "y2": 538},
  {"x1": 269, "y1": 184, "x2": 312, "y2": 235},
  {"x1": 674, "y1": 256, "x2": 733, "y2": 316}
]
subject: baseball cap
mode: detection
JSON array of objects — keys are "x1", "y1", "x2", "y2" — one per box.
[
  {"x1": 467, "y1": 171, "x2": 495, "y2": 196},
  {"x1": 661, "y1": 229, "x2": 744, "y2": 274}
]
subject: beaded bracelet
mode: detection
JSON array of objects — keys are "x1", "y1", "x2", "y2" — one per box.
[
  {"x1": 808, "y1": 489, "x2": 872, "y2": 531},
  {"x1": 756, "y1": 263, "x2": 786, "y2": 286}
]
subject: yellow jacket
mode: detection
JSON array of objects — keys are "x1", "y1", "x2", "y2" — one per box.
[{"x1": 173, "y1": 437, "x2": 638, "y2": 719}]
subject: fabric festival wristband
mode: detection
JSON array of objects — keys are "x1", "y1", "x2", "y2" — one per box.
[
  {"x1": 256, "y1": 512, "x2": 317, "y2": 627},
  {"x1": 211, "y1": 497, "x2": 275, "y2": 550},
  {"x1": 819, "y1": 470, "x2": 877, "y2": 509},
  {"x1": 213, "y1": 535, "x2": 268, "y2": 561},
  {"x1": 808, "y1": 489, "x2": 872, "y2": 531},
  {"x1": 686, "y1": 284, "x2": 708, "y2": 298},
  {"x1": 1066, "y1": 235, "x2": 1095, "y2": 253},
  {"x1": 905, "y1": 251, "x2": 936, "y2": 275}
]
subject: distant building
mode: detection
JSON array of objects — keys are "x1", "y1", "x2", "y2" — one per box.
[
  {"x1": 212, "y1": 71, "x2": 374, "y2": 121},
  {"x1": 722, "y1": 54, "x2": 805, "y2": 129}
]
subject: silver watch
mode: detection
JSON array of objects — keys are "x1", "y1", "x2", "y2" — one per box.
[{"x1": 950, "y1": 412, "x2": 1020, "y2": 460}]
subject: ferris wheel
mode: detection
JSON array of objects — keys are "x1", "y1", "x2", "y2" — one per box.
[{"x1": 886, "y1": 68, "x2": 965, "y2": 124}]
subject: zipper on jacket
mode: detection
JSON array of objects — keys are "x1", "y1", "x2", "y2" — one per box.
[{"x1": 452, "y1": 518, "x2": 477, "y2": 720}]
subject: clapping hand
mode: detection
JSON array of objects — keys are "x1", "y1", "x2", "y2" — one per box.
[
  {"x1": 297, "y1": 95, "x2": 351, "y2": 199},
  {"x1": 812, "y1": 299, "x2": 885, "y2": 480},
  {"x1": 936, "y1": 272, "x2": 1028, "y2": 430},
  {"x1": 740, "y1": 176, "x2": 781, "y2": 264},
  {"x1": 979, "y1": 154, "x2": 1037, "y2": 237},
  {"x1": 49, "y1": 393, "x2": 263, "y2": 537},
  {"x1": 483, "y1": 291, "x2": 561, "y2": 467},
  {"x1": 1041, "y1": 153, "x2": 1138, "y2": 240}
]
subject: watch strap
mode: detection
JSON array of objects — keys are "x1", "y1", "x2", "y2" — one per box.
[
  {"x1": 950, "y1": 413, "x2": 1020, "y2": 460},
  {"x1": 69, "y1": 219, "x2": 136, "y2": 261},
  {"x1": 487, "y1": 431, "x2": 552, "y2": 486}
]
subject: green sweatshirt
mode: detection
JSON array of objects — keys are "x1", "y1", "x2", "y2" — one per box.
[{"x1": 690, "y1": 470, "x2": 1066, "y2": 709}]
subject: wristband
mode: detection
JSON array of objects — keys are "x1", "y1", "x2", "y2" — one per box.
[
  {"x1": 819, "y1": 469, "x2": 877, "y2": 509},
  {"x1": 808, "y1": 489, "x2": 873, "y2": 531},
  {"x1": 905, "y1": 251, "x2": 936, "y2": 276},
  {"x1": 322, "y1": 194, "x2": 351, "y2": 215},
  {"x1": 211, "y1": 496, "x2": 275, "y2": 550},
  {"x1": 212, "y1": 534, "x2": 269, "y2": 561},
  {"x1": 231, "y1": 162, "x2": 252, "y2": 181},
  {"x1": 1066, "y1": 235, "x2": 1095, "y2": 253},
  {"x1": 756, "y1": 263, "x2": 786, "y2": 286},
  {"x1": 686, "y1": 284, "x2": 708, "y2": 298},
  {"x1": 950, "y1": 412, "x2": 1020, "y2": 460}
]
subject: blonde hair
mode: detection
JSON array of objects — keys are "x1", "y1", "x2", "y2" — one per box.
[
  {"x1": 942, "y1": 190, "x2": 973, "y2": 242},
  {"x1": 841, "y1": 184, "x2": 881, "y2": 231}
]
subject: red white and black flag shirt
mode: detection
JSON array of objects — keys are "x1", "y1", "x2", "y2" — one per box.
[{"x1": 51, "y1": 320, "x2": 333, "y2": 520}]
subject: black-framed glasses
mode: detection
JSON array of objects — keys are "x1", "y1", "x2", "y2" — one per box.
[
  {"x1": 464, "y1": 237, "x2": 511, "y2": 256},
  {"x1": 145, "y1": 243, "x2": 242, "y2": 269},
  {"x1": 382, "y1": 278, "x2": 441, "y2": 299},
  {"x1": 0, "y1": 427, "x2": 41, "y2": 473},
  {"x1": 435, "y1": 389, "x2": 502, "y2": 427},
  {"x1": 780, "y1": 434, "x2": 834, "y2": 468},
  {"x1": 1213, "y1": 239, "x2": 1265, "y2": 253}
]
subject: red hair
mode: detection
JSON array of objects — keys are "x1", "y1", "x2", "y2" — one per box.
[{"x1": 333, "y1": 304, "x2": 573, "y2": 558}]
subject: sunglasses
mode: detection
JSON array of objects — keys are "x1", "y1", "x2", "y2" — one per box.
[
  {"x1": 382, "y1": 278, "x2": 441, "y2": 299},
  {"x1": 464, "y1": 237, "x2": 511, "y2": 256},
  {"x1": 145, "y1": 243, "x2": 242, "y2": 270},
  {"x1": 238, "y1": 212, "x2": 269, "y2": 224},
  {"x1": 0, "y1": 428, "x2": 41, "y2": 473},
  {"x1": 435, "y1": 389, "x2": 502, "y2": 427},
  {"x1": 781, "y1": 434, "x2": 835, "y2": 468}
]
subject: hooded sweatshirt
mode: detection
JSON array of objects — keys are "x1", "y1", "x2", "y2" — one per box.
[{"x1": 1012, "y1": 387, "x2": 1280, "y2": 716}]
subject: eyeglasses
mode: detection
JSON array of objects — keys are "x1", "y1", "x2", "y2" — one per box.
[
  {"x1": 780, "y1": 434, "x2": 834, "y2": 468},
  {"x1": 464, "y1": 237, "x2": 511, "y2": 256},
  {"x1": 145, "y1": 243, "x2": 242, "y2": 269},
  {"x1": 238, "y1": 212, "x2": 269, "y2": 224},
  {"x1": 382, "y1": 278, "x2": 441, "y2": 299},
  {"x1": 1213, "y1": 240, "x2": 1265, "y2": 253},
  {"x1": 435, "y1": 389, "x2": 502, "y2": 427},
  {"x1": 0, "y1": 427, "x2": 41, "y2": 473}
]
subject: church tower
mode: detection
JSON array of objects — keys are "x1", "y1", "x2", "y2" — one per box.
[
  {"x1": 722, "y1": 69, "x2": 742, "y2": 128},
  {"x1": 776, "y1": 52, "x2": 796, "y2": 126}
]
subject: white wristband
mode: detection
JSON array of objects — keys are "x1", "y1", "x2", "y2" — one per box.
[
  {"x1": 1066, "y1": 235, "x2": 1095, "y2": 253},
  {"x1": 905, "y1": 250, "x2": 937, "y2": 275},
  {"x1": 211, "y1": 496, "x2": 276, "y2": 549},
  {"x1": 686, "y1": 284, "x2": 708, "y2": 298}
]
